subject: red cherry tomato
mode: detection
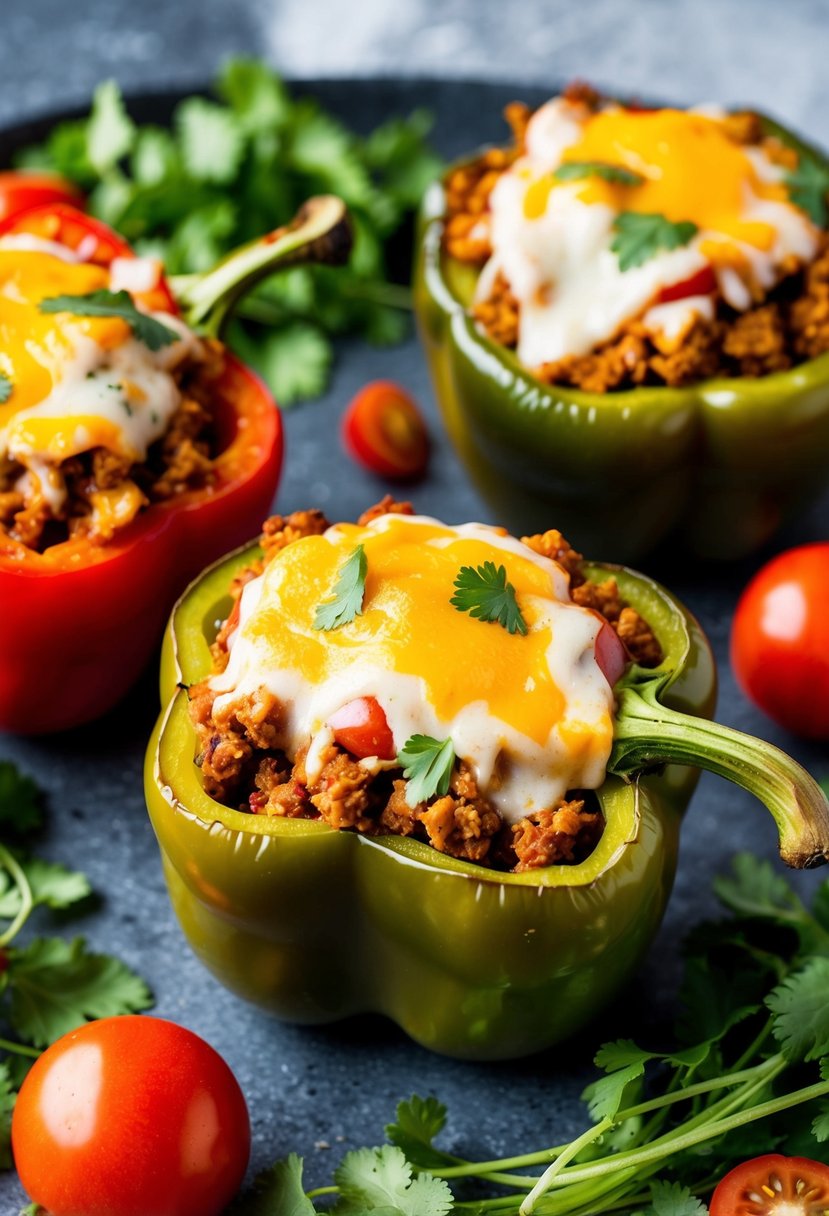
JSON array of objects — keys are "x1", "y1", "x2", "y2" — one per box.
[
  {"x1": 0, "y1": 171, "x2": 83, "y2": 223},
  {"x1": 329, "y1": 696, "x2": 396, "y2": 760},
  {"x1": 343, "y1": 380, "x2": 430, "y2": 480},
  {"x1": 731, "y1": 542, "x2": 829, "y2": 739},
  {"x1": 658, "y1": 264, "x2": 717, "y2": 304},
  {"x1": 12, "y1": 1016, "x2": 250, "y2": 1216},
  {"x1": 710, "y1": 1154, "x2": 829, "y2": 1215},
  {"x1": 595, "y1": 620, "x2": 629, "y2": 688}
]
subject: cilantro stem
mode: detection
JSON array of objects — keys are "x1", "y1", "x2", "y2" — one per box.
[
  {"x1": 306, "y1": 1187, "x2": 339, "y2": 1198},
  {"x1": 0, "y1": 1037, "x2": 40, "y2": 1059},
  {"x1": 611, "y1": 673, "x2": 829, "y2": 868},
  {"x1": 616, "y1": 1058, "x2": 776, "y2": 1120},
  {"x1": 0, "y1": 842, "x2": 33, "y2": 946},
  {"x1": 175, "y1": 196, "x2": 352, "y2": 338},
  {"x1": 520, "y1": 1119, "x2": 612, "y2": 1213}
]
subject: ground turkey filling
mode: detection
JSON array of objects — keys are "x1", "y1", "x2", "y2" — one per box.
[
  {"x1": 189, "y1": 498, "x2": 663, "y2": 873},
  {"x1": 444, "y1": 84, "x2": 829, "y2": 392},
  {"x1": 0, "y1": 340, "x2": 224, "y2": 551}
]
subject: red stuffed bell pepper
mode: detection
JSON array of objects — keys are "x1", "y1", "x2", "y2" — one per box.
[{"x1": 0, "y1": 196, "x2": 351, "y2": 734}]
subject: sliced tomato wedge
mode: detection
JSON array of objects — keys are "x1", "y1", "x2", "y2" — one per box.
[
  {"x1": 658, "y1": 265, "x2": 717, "y2": 304},
  {"x1": 593, "y1": 619, "x2": 629, "y2": 688},
  {"x1": 710, "y1": 1154, "x2": 829, "y2": 1215},
  {"x1": 329, "y1": 697, "x2": 396, "y2": 760},
  {"x1": 343, "y1": 380, "x2": 430, "y2": 481}
]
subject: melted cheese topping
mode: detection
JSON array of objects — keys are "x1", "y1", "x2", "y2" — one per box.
[
  {"x1": 478, "y1": 98, "x2": 819, "y2": 366},
  {"x1": 0, "y1": 243, "x2": 198, "y2": 514},
  {"x1": 212, "y1": 515, "x2": 616, "y2": 823}
]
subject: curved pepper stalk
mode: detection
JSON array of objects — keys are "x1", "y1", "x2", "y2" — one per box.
[
  {"x1": 172, "y1": 195, "x2": 352, "y2": 338},
  {"x1": 611, "y1": 668, "x2": 829, "y2": 869}
]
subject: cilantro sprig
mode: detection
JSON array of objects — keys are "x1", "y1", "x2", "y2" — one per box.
[
  {"x1": 785, "y1": 155, "x2": 829, "y2": 227},
  {"x1": 0, "y1": 762, "x2": 152, "y2": 1165},
  {"x1": 313, "y1": 544, "x2": 367, "y2": 631},
  {"x1": 229, "y1": 850, "x2": 829, "y2": 1215},
  {"x1": 450, "y1": 562, "x2": 528, "y2": 635},
  {"x1": 39, "y1": 290, "x2": 179, "y2": 351},
  {"x1": 554, "y1": 160, "x2": 645, "y2": 187},
  {"x1": 611, "y1": 211, "x2": 699, "y2": 271},
  {"x1": 397, "y1": 735, "x2": 455, "y2": 807},
  {"x1": 18, "y1": 61, "x2": 444, "y2": 404}
]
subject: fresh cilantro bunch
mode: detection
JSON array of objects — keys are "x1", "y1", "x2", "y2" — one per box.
[
  {"x1": 17, "y1": 62, "x2": 444, "y2": 404},
  {"x1": 230, "y1": 851, "x2": 829, "y2": 1215},
  {"x1": 0, "y1": 762, "x2": 152, "y2": 1168}
]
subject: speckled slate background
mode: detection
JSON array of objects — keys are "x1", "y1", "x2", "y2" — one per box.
[{"x1": 1, "y1": 1, "x2": 829, "y2": 1207}]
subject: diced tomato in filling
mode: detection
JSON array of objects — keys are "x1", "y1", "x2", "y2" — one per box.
[{"x1": 328, "y1": 697, "x2": 396, "y2": 760}]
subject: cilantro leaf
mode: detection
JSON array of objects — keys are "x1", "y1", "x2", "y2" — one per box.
[
  {"x1": 397, "y1": 736, "x2": 455, "y2": 808},
  {"x1": 582, "y1": 1061, "x2": 645, "y2": 1121},
  {"x1": 713, "y1": 852, "x2": 806, "y2": 922},
  {"x1": 176, "y1": 97, "x2": 245, "y2": 184},
  {"x1": 230, "y1": 319, "x2": 332, "y2": 406},
  {"x1": 228, "y1": 1153, "x2": 318, "y2": 1216},
  {"x1": 313, "y1": 544, "x2": 367, "y2": 632},
  {"x1": 611, "y1": 211, "x2": 698, "y2": 271},
  {"x1": 646, "y1": 1180, "x2": 709, "y2": 1216},
  {"x1": 594, "y1": 1039, "x2": 653, "y2": 1072},
  {"x1": 0, "y1": 372, "x2": 11, "y2": 404},
  {"x1": 0, "y1": 855, "x2": 91, "y2": 918},
  {"x1": 0, "y1": 1062, "x2": 15, "y2": 1170},
  {"x1": 7, "y1": 936, "x2": 153, "y2": 1048},
  {"x1": 385, "y1": 1095, "x2": 453, "y2": 1169},
  {"x1": 87, "y1": 80, "x2": 136, "y2": 175},
  {"x1": 767, "y1": 957, "x2": 829, "y2": 1061},
  {"x1": 218, "y1": 58, "x2": 291, "y2": 134},
  {"x1": 450, "y1": 562, "x2": 528, "y2": 635},
  {"x1": 39, "y1": 290, "x2": 179, "y2": 352},
  {"x1": 812, "y1": 1102, "x2": 829, "y2": 1143},
  {"x1": 334, "y1": 1145, "x2": 453, "y2": 1216},
  {"x1": 0, "y1": 763, "x2": 42, "y2": 834},
  {"x1": 554, "y1": 160, "x2": 645, "y2": 186},
  {"x1": 786, "y1": 156, "x2": 829, "y2": 226}
]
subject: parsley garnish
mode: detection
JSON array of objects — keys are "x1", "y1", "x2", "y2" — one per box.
[
  {"x1": 611, "y1": 211, "x2": 699, "y2": 271},
  {"x1": 397, "y1": 734, "x2": 455, "y2": 807},
  {"x1": 39, "y1": 290, "x2": 178, "y2": 351},
  {"x1": 450, "y1": 562, "x2": 528, "y2": 635},
  {"x1": 786, "y1": 156, "x2": 829, "y2": 226},
  {"x1": 313, "y1": 544, "x2": 367, "y2": 631},
  {"x1": 554, "y1": 160, "x2": 644, "y2": 187},
  {"x1": 0, "y1": 374, "x2": 12, "y2": 405}
]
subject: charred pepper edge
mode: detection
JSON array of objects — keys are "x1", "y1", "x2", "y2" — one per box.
[{"x1": 153, "y1": 542, "x2": 714, "y2": 890}]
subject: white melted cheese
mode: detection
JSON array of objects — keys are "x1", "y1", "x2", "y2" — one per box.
[{"x1": 210, "y1": 515, "x2": 617, "y2": 823}]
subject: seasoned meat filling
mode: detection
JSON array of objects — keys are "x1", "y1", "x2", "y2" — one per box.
[{"x1": 189, "y1": 504, "x2": 662, "y2": 873}]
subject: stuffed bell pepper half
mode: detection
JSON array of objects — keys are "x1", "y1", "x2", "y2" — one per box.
[
  {"x1": 414, "y1": 84, "x2": 829, "y2": 559},
  {"x1": 0, "y1": 195, "x2": 351, "y2": 733},
  {"x1": 145, "y1": 499, "x2": 829, "y2": 1060}
]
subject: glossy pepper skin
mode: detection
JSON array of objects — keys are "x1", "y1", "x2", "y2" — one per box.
[
  {"x1": 413, "y1": 117, "x2": 829, "y2": 562},
  {"x1": 0, "y1": 196, "x2": 351, "y2": 734},
  {"x1": 145, "y1": 543, "x2": 716, "y2": 1061}
]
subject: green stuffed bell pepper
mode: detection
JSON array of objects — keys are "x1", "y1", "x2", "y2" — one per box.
[
  {"x1": 145, "y1": 513, "x2": 829, "y2": 1061},
  {"x1": 413, "y1": 99, "x2": 829, "y2": 561}
]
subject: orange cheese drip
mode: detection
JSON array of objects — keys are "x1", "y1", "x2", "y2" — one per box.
[
  {"x1": 0, "y1": 250, "x2": 129, "y2": 426},
  {"x1": 528, "y1": 108, "x2": 790, "y2": 252},
  {"x1": 243, "y1": 519, "x2": 570, "y2": 745}
]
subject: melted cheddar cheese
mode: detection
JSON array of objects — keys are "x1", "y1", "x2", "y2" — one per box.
[
  {"x1": 212, "y1": 514, "x2": 616, "y2": 822},
  {"x1": 477, "y1": 97, "x2": 819, "y2": 367},
  {"x1": 0, "y1": 242, "x2": 197, "y2": 515}
]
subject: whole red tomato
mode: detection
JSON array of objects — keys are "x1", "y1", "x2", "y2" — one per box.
[
  {"x1": 710, "y1": 1153, "x2": 829, "y2": 1214},
  {"x1": 12, "y1": 1016, "x2": 250, "y2": 1216},
  {"x1": 731, "y1": 542, "x2": 829, "y2": 739},
  {"x1": 0, "y1": 170, "x2": 83, "y2": 221}
]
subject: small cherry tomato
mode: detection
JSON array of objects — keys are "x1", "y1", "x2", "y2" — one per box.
[
  {"x1": 0, "y1": 171, "x2": 83, "y2": 222},
  {"x1": 329, "y1": 696, "x2": 396, "y2": 760},
  {"x1": 710, "y1": 1154, "x2": 829, "y2": 1215},
  {"x1": 658, "y1": 264, "x2": 717, "y2": 304},
  {"x1": 343, "y1": 380, "x2": 430, "y2": 480},
  {"x1": 594, "y1": 620, "x2": 629, "y2": 688},
  {"x1": 12, "y1": 1015, "x2": 250, "y2": 1216},
  {"x1": 731, "y1": 542, "x2": 829, "y2": 739}
]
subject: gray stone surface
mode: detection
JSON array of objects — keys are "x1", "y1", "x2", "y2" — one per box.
[{"x1": 0, "y1": 14, "x2": 828, "y2": 1208}]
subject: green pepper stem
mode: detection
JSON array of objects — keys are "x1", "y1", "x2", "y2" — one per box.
[
  {"x1": 611, "y1": 673, "x2": 829, "y2": 869},
  {"x1": 172, "y1": 195, "x2": 352, "y2": 338}
]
